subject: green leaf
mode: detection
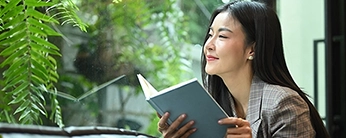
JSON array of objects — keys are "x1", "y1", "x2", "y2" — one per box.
[
  {"x1": 30, "y1": 50, "x2": 53, "y2": 67},
  {"x1": 0, "y1": 1, "x2": 6, "y2": 6},
  {"x1": 31, "y1": 59, "x2": 48, "y2": 76},
  {"x1": 49, "y1": 70, "x2": 59, "y2": 82},
  {"x1": 13, "y1": 100, "x2": 30, "y2": 115},
  {"x1": 4, "y1": 110, "x2": 16, "y2": 123},
  {"x1": 46, "y1": 83, "x2": 55, "y2": 89},
  {"x1": 3, "y1": 72, "x2": 27, "y2": 91},
  {"x1": 47, "y1": 2, "x2": 88, "y2": 32},
  {"x1": 26, "y1": 8, "x2": 59, "y2": 24},
  {"x1": 8, "y1": 83, "x2": 29, "y2": 102},
  {"x1": 49, "y1": 96, "x2": 58, "y2": 120},
  {"x1": 31, "y1": 43, "x2": 61, "y2": 56},
  {"x1": 31, "y1": 95, "x2": 47, "y2": 116},
  {"x1": 30, "y1": 90, "x2": 46, "y2": 105},
  {"x1": 30, "y1": 93, "x2": 47, "y2": 116},
  {"x1": 4, "y1": 22, "x2": 27, "y2": 37},
  {"x1": 31, "y1": 75, "x2": 45, "y2": 86},
  {"x1": 5, "y1": 58, "x2": 27, "y2": 76},
  {"x1": 1, "y1": 13, "x2": 25, "y2": 32},
  {"x1": 25, "y1": 0, "x2": 56, "y2": 7},
  {"x1": 50, "y1": 97, "x2": 64, "y2": 127},
  {"x1": 3, "y1": 64, "x2": 27, "y2": 84},
  {"x1": 28, "y1": 26, "x2": 48, "y2": 37},
  {"x1": 1, "y1": 5, "x2": 24, "y2": 22},
  {"x1": 0, "y1": 0, "x2": 90, "y2": 127},
  {"x1": 37, "y1": 89, "x2": 47, "y2": 103},
  {"x1": 0, "y1": 40, "x2": 26, "y2": 56},
  {"x1": 0, "y1": 47, "x2": 27, "y2": 67},
  {"x1": 49, "y1": 75, "x2": 58, "y2": 83},
  {"x1": 27, "y1": 18, "x2": 62, "y2": 36},
  {"x1": 19, "y1": 108, "x2": 32, "y2": 122},
  {"x1": 31, "y1": 67, "x2": 48, "y2": 81},
  {"x1": 48, "y1": 56, "x2": 58, "y2": 66},
  {"x1": 0, "y1": 30, "x2": 26, "y2": 45},
  {"x1": 32, "y1": 103, "x2": 47, "y2": 117},
  {"x1": 29, "y1": 35, "x2": 59, "y2": 50},
  {"x1": 0, "y1": 0, "x2": 21, "y2": 16}
]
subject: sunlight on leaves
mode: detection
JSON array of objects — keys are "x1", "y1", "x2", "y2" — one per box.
[{"x1": 113, "y1": 0, "x2": 123, "y2": 4}]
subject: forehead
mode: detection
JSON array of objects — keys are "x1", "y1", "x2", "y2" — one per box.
[{"x1": 210, "y1": 12, "x2": 241, "y2": 30}]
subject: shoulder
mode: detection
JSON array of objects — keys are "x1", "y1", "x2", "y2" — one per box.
[
  {"x1": 264, "y1": 84, "x2": 301, "y2": 101},
  {"x1": 254, "y1": 80, "x2": 315, "y2": 137},
  {"x1": 250, "y1": 77, "x2": 308, "y2": 111},
  {"x1": 250, "y1": 77, "x2": 315, "y2": 137},
  {"x1": 262, "y1": 83, "x2": 307, "y2": 109},
  {"x1": 255, "y1": 81, "x2": 311, "y2": 123}
]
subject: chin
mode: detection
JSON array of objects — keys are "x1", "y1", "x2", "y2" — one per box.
[{"x1": 205, "y1": 68, "x2": 216, "y2": 75}]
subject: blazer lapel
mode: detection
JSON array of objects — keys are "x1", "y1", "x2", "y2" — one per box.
[{"x1": 246, "y1": 76, "x2": 264, "y2": 134}]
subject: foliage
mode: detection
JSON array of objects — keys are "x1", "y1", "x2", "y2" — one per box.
[
  {"x1": 0, "y1": 0, "x2": 87, "y2": 127},
  {"x1": 71, "y1": 0, "x2": 193, "y2": 136},
  {"x1": 180, "y1": 0, "x2": 223, "y2": 45},
  {"x1": 0, "y1": 0, "x2": 218, "y2": 136}
]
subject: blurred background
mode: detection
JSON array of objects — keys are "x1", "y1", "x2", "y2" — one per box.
[{"x1": 27, "y1": 0, "x2": 225, "y2": 137}]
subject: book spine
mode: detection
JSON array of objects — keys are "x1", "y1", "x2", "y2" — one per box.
[{"x1": 147, "y1": 99, "x2": 173, "y2": 124}]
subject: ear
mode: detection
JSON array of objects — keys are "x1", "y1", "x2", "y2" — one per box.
[{"x1": 247, "y1": 43, "x2": 255, "y2": 57}]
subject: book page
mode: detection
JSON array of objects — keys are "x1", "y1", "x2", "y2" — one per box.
[
  {"x1": 159, "y1": 78, "x2": 198, "y2": 94},
  {"x1": 137, "y1": 74, "x2": 158, "y2": 99}
]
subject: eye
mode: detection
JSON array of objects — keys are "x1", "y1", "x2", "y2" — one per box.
[
  {"x1": 219, "y1": 35, "x2": 228, "y2": 38},
  {"x1": 207, "y1": 33, "x2": 213, "y2": 38}
]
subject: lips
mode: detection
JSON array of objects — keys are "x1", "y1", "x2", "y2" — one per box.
[{"x1": 206, "y1": 55, "x2": 219, "y2": 61}]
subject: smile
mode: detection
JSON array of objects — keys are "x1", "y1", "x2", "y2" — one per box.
[{"x1": 206, "y1": 55, "x2": 219, "y2": 61}]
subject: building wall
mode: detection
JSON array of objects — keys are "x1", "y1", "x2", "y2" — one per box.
[{"x1": 278, "y1": 0, "x2": 326, "y2": 118}]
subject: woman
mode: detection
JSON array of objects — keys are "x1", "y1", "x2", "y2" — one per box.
[{"x1": 158, "y1": 1, "x2": 329, "y2": 138}]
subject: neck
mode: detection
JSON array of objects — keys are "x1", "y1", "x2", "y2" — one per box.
[{"x1": 219, "y1": 65, "x2": 253, "y2": 115}]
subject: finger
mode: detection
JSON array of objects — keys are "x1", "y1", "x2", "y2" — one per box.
[
  {"x1": 226, "y1": 134, "x2": 251, "y2": 138},
  {"x1": 166, "y1": 114, "x2": 187, "y2": 133},
  {"x1": 218, "y1": 117, "x2": 251, "y2": 136},
  {"x1": 158, "y1": 112, "x2": 169, "y2": 127},
  {"x1": 158, "y1": 112, "x2": 170, "y2": 132},
  {"x1": 175, "y1": 120, "x2": 195, "y2": 136},
  {"x1": 225, "y1": 126, "x2": 252, "y2": 138},
  {"x1": 226, "y1": 126, "x2": 252, "y2": 135},
  {"x1": 180, "y1": 128, "x2": 197, "y2": 138},
  {"x1": 218, "y1": 117, "x2": 250, "y2": 127}
]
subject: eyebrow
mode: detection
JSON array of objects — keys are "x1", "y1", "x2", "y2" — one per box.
[{"x1": 209, "y1": 27, "x2": 233, "y2": 33}]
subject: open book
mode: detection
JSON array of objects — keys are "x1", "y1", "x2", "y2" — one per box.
[{"x1": 137, "y1": 74, "x2": 232, "y2": 138}]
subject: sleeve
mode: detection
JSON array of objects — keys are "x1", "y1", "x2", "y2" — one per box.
[{"x1": 265, "y1": 90, "x2": 316, "y2": 138}]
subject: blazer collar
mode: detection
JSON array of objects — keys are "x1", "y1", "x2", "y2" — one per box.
[{"x1": 246, "y1": 76, "x2": 264, "y2": 125}]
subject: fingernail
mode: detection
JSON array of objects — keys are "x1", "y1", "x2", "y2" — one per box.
[
  {"x1": 218, "y1": 120, "x2": 222, "y2": 124},
  {"x1": 189, "y1": 120, "x2": 195, "y2": 125},
  {"x1": 180, "y1": 114, "x2": 186, "y2": 118}
]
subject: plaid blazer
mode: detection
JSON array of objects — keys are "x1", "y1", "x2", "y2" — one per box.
[{"x1": 230, "y1": 76, "x2": 316, "y2": 138}]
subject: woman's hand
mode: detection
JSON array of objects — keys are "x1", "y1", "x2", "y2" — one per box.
[
  {"x1": 158, "y1": 112, "x2": 197, "y2": 138},
  {"x1": 218, "y1": 117, "x2": 252, "y2": 138}
]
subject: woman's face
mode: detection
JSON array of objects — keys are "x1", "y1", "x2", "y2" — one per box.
[{"x1": 204, "y1": 12, "x2": 253, "y2": 77}]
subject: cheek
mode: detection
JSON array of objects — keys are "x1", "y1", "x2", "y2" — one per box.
[
  {"x1": 219, "y1": 45, "x2": 245, "y2": 62},
  {"x1": 221, "y1": 40, "x2": 244, "y2": 52},
  {"x1": 216, "y1": 41, "x2": 235, "y2": 53}
]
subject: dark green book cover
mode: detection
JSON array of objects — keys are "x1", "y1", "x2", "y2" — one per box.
[{"x1": 137, "y1": 74, "x2": 232, "y2": 138}]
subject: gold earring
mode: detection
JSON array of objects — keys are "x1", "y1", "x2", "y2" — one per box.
[{"x1": 248, "y1": 56, "x2": 254, "y2": 60}]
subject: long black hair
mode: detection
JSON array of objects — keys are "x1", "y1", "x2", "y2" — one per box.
[{"x1": 200, "y1": 1, "x2": 329, "y2": 137}]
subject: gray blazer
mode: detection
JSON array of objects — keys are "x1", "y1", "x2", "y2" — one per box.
[{"x1": 229, "y1": 76, "x2": 316, "y2": 138}]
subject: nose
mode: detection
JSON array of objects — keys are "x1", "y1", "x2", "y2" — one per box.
[{"x1": 204, "y1": 39, "x2": 215, "y2": 51}]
